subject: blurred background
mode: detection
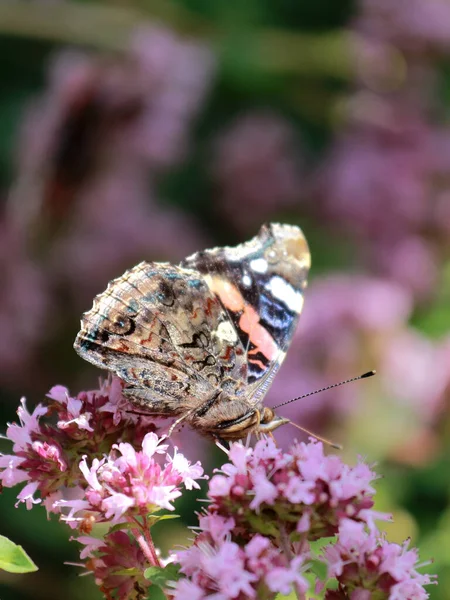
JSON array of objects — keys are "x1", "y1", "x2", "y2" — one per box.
[{"x1": 1, "y1": 0, "x2": 450, "y2": 598}]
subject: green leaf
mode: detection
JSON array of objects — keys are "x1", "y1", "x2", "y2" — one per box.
[
  {"x1": 115, "y1": 567, "x2": 142, "y2": 577},
  {"x1": 246, "y1": 513, "x2": 280, "y2": 537},
  {"x1": 147, "y1": 584, "x2": 167, "y2": 600},
  {"x1": 309, "y1": 536, "x2": 336, "y2": 555},
  {"x1": 144, "y1": 563, "x2": 181, "y2": 585},
  {"x1": 309, "y1": 558, "x2": 328, "y2": 581},
  {"x1": 0, "y1": 535, "x2": 38, "y2": 573},
  {"x1": 109, "y1": 522, "x2": 135, "y2": 534},
  {"x1": 274, "y1": 592, "x2": 297, "y2": 600},
  {"x1": 147, "y1": 513, "x2": 180, "y2": 528}
]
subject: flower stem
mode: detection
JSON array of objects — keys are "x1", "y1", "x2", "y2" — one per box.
[
  {"x1": 143, "y1": 525, "x2": 162, "y2": 568},
  {"x1": 131, "y1": 517, "x2": 161, "y2": 568},
  {"x1": 132, "y1": 528, "x2": 155, "y2": 565},
  {"x1": 279, "y1": 523, "x2": 306, "y2": 600}
]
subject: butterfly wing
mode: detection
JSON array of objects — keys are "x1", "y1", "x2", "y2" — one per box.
[
  {"x1": 181, "y1": 223, "x2": 310, "y2": 404},
  {"x1": 74, "y1": 262, "x2": 248, "y2": 414}
]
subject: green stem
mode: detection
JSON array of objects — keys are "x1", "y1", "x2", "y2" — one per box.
[{"x1": 0, "y1": 1, "x2": 353, "y2": 79}]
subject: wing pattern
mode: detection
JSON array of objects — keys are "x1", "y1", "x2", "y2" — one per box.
[
  {"x1": 181, "y1": 223, "x2": 310, "y2": 403},
  {"x1": 74, "y1": 262, "x2": 248, "y2": 413},
  {"x1": 74, "y1": 223, "x2": 310, "y2": 416}
]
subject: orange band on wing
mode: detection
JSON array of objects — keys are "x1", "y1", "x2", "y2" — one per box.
[
  {"x1": 207, "y1": 275, "x2": 278, "y2": 363},
  {"x1": 239, "y1": 306, "x2": 278, "y2": 361}
]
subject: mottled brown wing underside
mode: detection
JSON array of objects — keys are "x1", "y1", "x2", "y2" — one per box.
[{"x1": 74, "y1": 262, "x2": 247, "y2": 413}]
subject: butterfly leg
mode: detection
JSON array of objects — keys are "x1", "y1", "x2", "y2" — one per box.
[
  {"x1": 166, "y1": 392, "x2": 223, "y2": 437},
  {"x1": 167, "y1": 409, "x2": 198, "y2": 437},
  {"x1": 267, "y1": 431, "x2": 278, "y2": 445}
]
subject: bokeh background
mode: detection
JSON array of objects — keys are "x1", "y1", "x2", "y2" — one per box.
[{"x1": 1, "y1": 0, "x2": 450, "y2": 598}]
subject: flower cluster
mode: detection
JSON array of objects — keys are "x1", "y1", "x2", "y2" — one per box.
[
  {"x1": 171, "y1": 439, "x2": 434, "y2": 600},
  {"x1": 58, "y1": 432, "x2": 204, "y2": 528},
  {"x1": 83, "y1": 530, "x2": 149, "y2": 600},
  {"x1": 0, "y1": 379, "x2": 207, "y2": 598},
  {"x1": 0, "y1": 377, "x2": 162, "y2": 511},
  {"x1": 175, "y1": 521, "x2": 308, "y2": 600},
  {"x1": 208, "y1": 437, "x2": 386, "y2": 542},
  {"x1": 309, "y1": 0, "x2": 450, "y2": 304},
  {"x1": 322, "y1": 519, "x2": 436, "y2": 599},
  {"x1": 1, "y1": 25, "x2": 211, "y2": 390},
  {"x1": 1, "y1": 389, "x2": 436, "y2": 600}
]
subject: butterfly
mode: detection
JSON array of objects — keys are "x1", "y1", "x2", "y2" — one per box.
[{"x1": 74, "y1": 223, "x2": 310, "y2": 441}]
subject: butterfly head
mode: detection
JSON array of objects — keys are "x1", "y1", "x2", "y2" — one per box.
[{"x1": 257, "y1": 406, "x2": 290, "y2": 434}]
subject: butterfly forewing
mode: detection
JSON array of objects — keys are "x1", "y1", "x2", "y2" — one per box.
[{"x1": 181, "y1": 223, "x2": 310, "y2": 403}]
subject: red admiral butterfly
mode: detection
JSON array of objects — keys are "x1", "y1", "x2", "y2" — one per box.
[{"x1": 74, "y1": 223, "x2": 310, "y2": 440}]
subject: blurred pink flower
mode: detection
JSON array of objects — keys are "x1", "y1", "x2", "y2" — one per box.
[
  {"x1": 372, "y1": 235, "x2": 438, "y2": 301},
  {"x1": 381, "y1": 329, "x2": 450, "y2": 420},
  {"x1": 212, "y1": 111, "x2": 304, "y2": 232},
  {"x1": 0, "y1": 223, "x2": 50, "y2": 385},
  {"x1": 130, "y1": 26, "x2": 215, "y2": 168},
  {"x1": 317, "y1": 99, "x2": 432, "y2": 240},
  {"x1": 265, "y1": 274, "x2": 413, "y2": 431},
  {"x1": 8, "y1": 25, "x2": 213, "y2": 306},
  {"x1": 356, "y1": 0, "x2": 450, "y2": 54}
]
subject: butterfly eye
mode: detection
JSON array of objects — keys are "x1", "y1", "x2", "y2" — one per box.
[{"x1": 260, "y1": 406, "x2": 275, "y2": 424}]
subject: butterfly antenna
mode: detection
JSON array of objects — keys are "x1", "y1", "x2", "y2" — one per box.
[
  {"x1": 275, "y1": 370, "x2": 376, "y2": 451},
  {"x1": 272, "y1": 370, "x2": 376, "y2": 411}
]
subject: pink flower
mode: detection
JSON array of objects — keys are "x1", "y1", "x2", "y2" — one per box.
[
  {"x1": 265, "y1": 555, "x2": 307, "y2": 596},
  {"x1": 198, "y1": 514, "x2": 235, "y2": 543},
  {"x1": 16, "y1": 481, "x2": 41, "y2": 509},
  {"x1": 168, "y1": 447, "x2": 204, "y2": 490},
  {"x1": 283, "y1": 477, "x2": 316, "y2": 504},
  {"x1": 7, "y1": 399, "x2": 48, "y2": 452},
  {"x1": 0, "y1": 378, "x2": 166, "y2": 513},
  {"x1": 322, "y1": 519, "x2": 436, "y2": 598},
  {"x1": 0, "y1": 455, "x2": 29, "y2": 487},
  {"x1": 174, "y1": 579, "x2": 205, "y2": 600},
  {"x1": 249, "y1": 468, "x2": 278, "y2": 511},
  {"x1": 202, "y1": 542, "x2": 258, "y2": 598},
  {"x1": 66, "y1": 432, "x2": 205, "y2": 525},
  {"x1": 174, "y1": 529, "x2": 308, "y2": 599},
  {"x1": 75, "y1": 535, "x2": 104, "y2": 559}
]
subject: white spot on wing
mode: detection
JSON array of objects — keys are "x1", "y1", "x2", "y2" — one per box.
[
  {"x1": 265, "y1": 276, "x2": 303, "y2": 312},
  {"x1": 250, "y1": 258, "x2": 268, "y2": 273},
  {"x1": 216, "y1": 321, "x2": 238, "y2": 343},
  {"x1": 242, "y1": 274, "x2": 252, "y2": 287}
]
